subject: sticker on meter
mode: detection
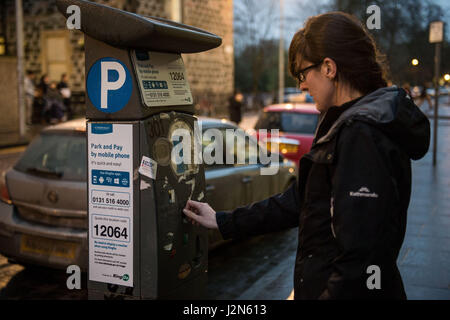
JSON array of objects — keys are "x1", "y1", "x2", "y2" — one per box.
[
  {"x1": 138, "y1": 156, "x2": 157, "y2": 179},
  {"x1": 88, "y1": 123, "x2": 133, "y2": 287},
  {"x1": 91, "y1": 214, "x2": 130, "y2": 243},
  {"x1": 131, "y1": 50, "x2": 193, "y2": 107}
]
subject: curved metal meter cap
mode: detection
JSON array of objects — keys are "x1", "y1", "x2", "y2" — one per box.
[{"x1": 56, "y1": 0, "x2": 222, "y2": 53}]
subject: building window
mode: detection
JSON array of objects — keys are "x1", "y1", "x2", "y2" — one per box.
[{"x1": 40, "y1": 30, "x2": 72, "y2": 81}]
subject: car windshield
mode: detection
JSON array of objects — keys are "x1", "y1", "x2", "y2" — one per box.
[
  {"x1": 255, "y1": 111, "x2": 318, "y2": 135},
  {"x1": 14, "y1": 131, "x2": 86, "y2": 181}
]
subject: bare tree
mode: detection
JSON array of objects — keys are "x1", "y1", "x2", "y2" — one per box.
[
  {"x1": 286, "y1": 0, "x2": 329, "y2": 36},
  {"x1": 287, "y1": 0, "x2": 448, "y2": 85},
  {"x1": 234, "y1": 0, "x2": 279, "y2": 100}
]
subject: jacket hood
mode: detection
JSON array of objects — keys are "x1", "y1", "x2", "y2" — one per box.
[{"x1": 317, "y1": 86, "x2": 430, "y2": 160}]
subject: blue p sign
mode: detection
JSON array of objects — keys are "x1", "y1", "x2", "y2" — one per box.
[{"x1": 86, "y1": 57, "x2": 132, "y2": 113}]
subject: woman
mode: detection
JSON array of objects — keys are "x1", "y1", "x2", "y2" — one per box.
[
  {"x1": 38, "y1": 74, "x2": 50, "y2": 95},
  {"x1": 45, "y1": 82, "x2": 66, "y2": 123},
  {"x1": 228, "y1": 90, "x2": 243, "y2": 124},
  {"x1": 183, "y1": 12, "x2": 430, "y2": 299},
  {"x1": 416, "y1": 83, "x2": 434, "y2": 112},
  {"x1": 57, "y1": 73, "x2": 73, "y2": 120}
]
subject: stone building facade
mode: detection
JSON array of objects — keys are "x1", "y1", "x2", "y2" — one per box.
[
  {"x1": 0, "y1": 57, "x2": 19, "y2": 140},
  {"x1": 0, "y1": 0, "x2": 234, "y2": 118}
]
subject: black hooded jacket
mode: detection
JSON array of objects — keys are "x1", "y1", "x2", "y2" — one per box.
[{"x1": 215, "y1": 86, "x2": 430, "y2": 299}]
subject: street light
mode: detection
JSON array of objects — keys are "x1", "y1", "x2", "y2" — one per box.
[
  {"x1": 444, "y1": 74, "x2": 450, "y2": 82},
  {"x1": 411, "y1": 58, "x2": 419, "y2": 66}
]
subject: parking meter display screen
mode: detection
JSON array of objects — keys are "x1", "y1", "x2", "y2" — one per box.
[{"x1": 131, "y1": 50, "x2": 193, "y2": 107}]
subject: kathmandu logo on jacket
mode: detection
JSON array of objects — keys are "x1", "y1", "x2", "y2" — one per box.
[{"x1": 349, "y1": 187, "x2": 379, "y2": 198}]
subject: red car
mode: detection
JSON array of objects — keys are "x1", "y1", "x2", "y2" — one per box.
[{"x1": 254, "y1": 103, "x2": 320, "y2": 166}]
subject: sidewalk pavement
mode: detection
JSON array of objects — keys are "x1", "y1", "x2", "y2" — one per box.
[{"x1": 397, "y1": 103, "x2": 450, "y2": 299}]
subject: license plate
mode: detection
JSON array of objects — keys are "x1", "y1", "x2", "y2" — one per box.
[{"x1": 20, "y1": 234, "x2": 78, "y2": 260}]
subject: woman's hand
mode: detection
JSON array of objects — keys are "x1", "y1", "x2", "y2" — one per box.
[{"x1": 183, "y1": 200, "x2": 218, "y2": 229}]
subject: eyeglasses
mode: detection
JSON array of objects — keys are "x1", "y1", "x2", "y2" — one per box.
[{"x1": 295, "y1": 61, "x2": 323, "y2": 83}]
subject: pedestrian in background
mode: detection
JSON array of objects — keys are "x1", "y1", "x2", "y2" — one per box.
[
  {"x1": 402, "y1": 83, "x2": 412, "y2": 97},
  {"x1": 416, "y1": 83, "x2": 433, "y2": 112},
  {"x1": 44, "y1": 82, "x2": 66, "y2": 124},
  {"x1": 228, "y1": 90, "x2": 243, "y2": 124},
  {"x1": 183, "y1": 12, "x2": 430, "y2": 299},
  {"x1": 24, "y1": 70, "x2": 36, "y2": 125},
  {"x1": 38, "y1": 74, "x2": 50, "y2": 96},
  {"x1": 57, "y1": 73, "x2": 72, "y2": 120},
  {"x1": 32, "y1": 86, "x2": 46, "y2": 124}
]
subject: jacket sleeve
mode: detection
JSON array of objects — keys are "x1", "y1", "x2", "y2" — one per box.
[
  {"x1": 319, "y1": 122, "x2": 399, "y2": 299},
  {"x1": 215, "y1": 180, "x2": 301, "y2": 240}
]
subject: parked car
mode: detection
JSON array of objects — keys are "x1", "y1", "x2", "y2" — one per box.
[
  {"x1": 254, "y1": 103, "x2": 320, "y2": 166},
  {"x1": 283, "y1": 87, "x2": 314, "y2": 103},
  {"x1": 426, "y1": 86, "x2": 449, "y2": 97},
  {"x1": 0, "y1": 118, "x2": 296, "y2": 270}
]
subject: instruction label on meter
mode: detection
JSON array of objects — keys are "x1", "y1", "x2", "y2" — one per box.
[
  {"x1": 88, "y1": 123, "x2": 133, "y2": 287},
  {"x1": 131, "y1": 50, "x2": 193, "y2": 107}
]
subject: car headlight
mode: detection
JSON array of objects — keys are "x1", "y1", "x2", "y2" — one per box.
[{"x1": 266, "y1": 142, "x2": 299, "y2": 154}]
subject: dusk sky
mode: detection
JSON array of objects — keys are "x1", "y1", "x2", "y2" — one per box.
[{"x1": 278, "y1": 0, "x2": 450, "y2": 44}]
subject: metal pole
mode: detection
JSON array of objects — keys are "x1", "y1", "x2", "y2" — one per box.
[
  {"x1": 432, "y1": 42, "x2": 441, "y2": 167},
  {"x1": 15, "y1": 0, "x2": 26, "y2": 137},
  {"x1": 278, "y1": 0, "x2": 284, "y2": 104}
]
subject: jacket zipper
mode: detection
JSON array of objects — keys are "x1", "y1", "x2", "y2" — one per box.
[{"x1": 330, "y1": 196, "x2": 336, "y2": 239}]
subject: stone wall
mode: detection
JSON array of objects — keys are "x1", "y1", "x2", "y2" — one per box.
[
  {"x1": 1, "y1": 0, "x2": 233, "y2": 118},
  {"x1": 3, "y1": 0, "x2": 85, "y2": 90},
  {"x1": 182, "y1": 0, "x2": 234, "y2": 117},
  {"x1": 127, "y1": 0, "x2": 234, "y2": 116},
  {"x1": 0, "y1": 57, "x2": 19, "y2": 134}
]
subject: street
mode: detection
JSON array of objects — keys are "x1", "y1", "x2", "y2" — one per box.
[
  {"x1": 0, "y1": 100, "x2": 449, "y2": 300},
  {"x1": 0, "y1": 225, "x2": 298, "y2": 300}
]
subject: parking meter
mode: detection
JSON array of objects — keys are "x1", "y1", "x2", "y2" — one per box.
[{"x1": 57, "y1": 0, "x2": 221, "y2": 299}]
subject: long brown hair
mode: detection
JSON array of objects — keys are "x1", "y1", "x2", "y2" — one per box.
[{"x1": 289, "y1": 12, "x2": 388, "y2": 95}]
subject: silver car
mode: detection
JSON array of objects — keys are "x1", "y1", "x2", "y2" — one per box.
[{"x1": 0, "y1": 118, "x2": 297, "y2": 270}]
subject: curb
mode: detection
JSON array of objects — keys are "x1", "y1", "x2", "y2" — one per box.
[{"x1": 0, "y1": 139, "x2": 30, "y2": 150}]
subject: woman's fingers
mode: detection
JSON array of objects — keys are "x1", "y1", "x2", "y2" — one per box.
[
  {"x1": 183, "y1": 208, "x2": 202, "y2": 223},
  {"x1": 183, "y1": 200, "x2": 218, "y2": 229},
  {"x1": 185, "y1": 199, "x2": 202, "y2": 212},
  {"x1": 183, "y1": 200, "x2": 205, "y2": 227}
]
